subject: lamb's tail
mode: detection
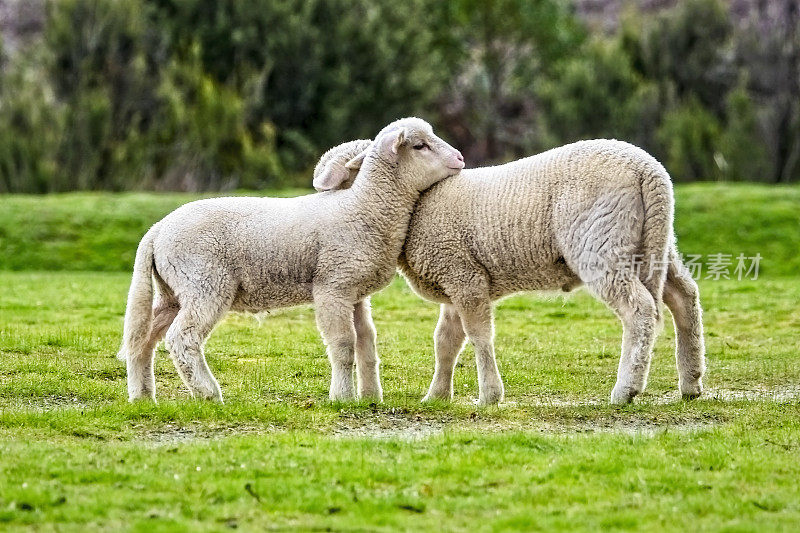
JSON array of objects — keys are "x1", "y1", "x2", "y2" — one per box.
[
  {"x1": 637, "y1": 160, "x2": 675, "y2": 322},
  {"x1": 117, "y1": 227, "x2": 158, "y2": 363}
]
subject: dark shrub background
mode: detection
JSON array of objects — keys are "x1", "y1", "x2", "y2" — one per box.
[{"x1": 0, "y1": 0, "x2": 797, "y2": 192}]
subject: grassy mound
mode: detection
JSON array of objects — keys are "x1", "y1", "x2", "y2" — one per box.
[
  {"x1": 0, "y1": 184, "x2": 797, "y2": 275},
  {"x1": 671, "y1": 183, "x2": 800, "y2": 278},
  {"x1": 0, "y1": 190, "x2": 306, "y2": 272}
]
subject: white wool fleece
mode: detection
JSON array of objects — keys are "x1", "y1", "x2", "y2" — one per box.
[{"x1": 320, "y1": 139, "x2": 705, "y2": 405}]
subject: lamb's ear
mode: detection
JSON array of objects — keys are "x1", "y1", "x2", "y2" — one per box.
[
  {"x1": 313, "y1": 161, "x2": 349, "y2": 191},
  {"x1": 344, "y1": 150, "x2": 367, "y2": 171},
  {"x1": 372, "y1": 128, "x2": 407, "y2": 161},
  {"x1": 389, "y1": 128, "x2": 407, "y2": 155}
]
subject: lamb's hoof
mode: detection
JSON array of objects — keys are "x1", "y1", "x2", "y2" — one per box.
[
  {"x1": 610, "y1": 385, "x2": 637, "y2": 405},
  {"x1": 477, "y1": 387, "x2": 504, "y2": 406},
  {"x1": 680, "y1": 380, "x2": 703, "y2": 400},
  {"x1": 128, "y1": 393, "x2": 156, "y2": 403},
  {"x1": 190, "y1": 384, "x2": 224, "y2": 403},
  {"x1": 421, "y1": 389, "x2": 453, "y2": 403},
  {"x1": 358, "y1": 389, "x2": 384, "y2": 402},
  {"x1": 194, "y1": 392, "x2": 224, "y2": 403},
  {"x1": 329, "y1": 390, "x2": 356, "y2": 402}
]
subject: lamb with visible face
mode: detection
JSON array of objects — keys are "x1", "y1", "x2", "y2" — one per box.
[
  {"x1": 117, "y1": 117, "x2": 464, "y2": 403},
  {"x1": 317, "y1": 139, "x2": 705, "y2": 405}
]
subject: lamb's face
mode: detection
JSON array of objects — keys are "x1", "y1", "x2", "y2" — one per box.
[
  {"x1": 315, "y1": 119, "x2": 463, "y2": 193},
  {"x1": 342, "y1": 117, "x2": 463, "y2": 192},
  {"x1": 393, "y1": 120, "x2": 464, "y2": 190}
]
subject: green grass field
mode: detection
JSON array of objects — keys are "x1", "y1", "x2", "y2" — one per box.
[{"x1": 1, "y1": 184, "x2": 799, "y2": 531}]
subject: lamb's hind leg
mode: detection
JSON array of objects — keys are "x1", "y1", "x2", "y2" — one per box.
[
  {"x1": 590, "y1": 275, "x2": 659, "y2": 404},
  {"x1": 423, "y1": 304, "x2": 466, "y2": 402},
  {"x1": 127, "y1": 297, "x2": 179, "y2": 401},
  {"x1": 353, "y1": 298, "x2": 383, "y2": 401},
  {"x1": 165, "y1": 298, "x2": 228, "y2": 402},
  {"x1": 663, "y1": 259, "x2": 705, "y2": 398}
]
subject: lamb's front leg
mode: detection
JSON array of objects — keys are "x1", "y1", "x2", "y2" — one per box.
[
  {"x1": 453, "y1": 296, "x2": 504, "y2": 406},
  {"x1": 314, "y1": 291, "x2": 357, "y2": 401},
  {"x1": 353, "y1": 298, "x2": 383, "y2": 401},
  {"x1": 423, "y1": 304, "x2": 466, "y2": 402}
]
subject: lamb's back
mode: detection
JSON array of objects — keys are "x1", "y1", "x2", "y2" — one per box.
[
  {"x1": 151, "y1": 195, "x2": 331, "y2": 308},
  {"x1": 401, "y1": 139, "x2": 659, "y2": 300}
]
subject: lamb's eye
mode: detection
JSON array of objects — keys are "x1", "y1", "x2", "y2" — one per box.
[{"x1": 413, "y1": 143, "x2": 428, "y2": 150}]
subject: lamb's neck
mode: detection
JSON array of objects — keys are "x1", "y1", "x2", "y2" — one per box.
[{"x1": 348, "y1": 166, "x2": 421, "y2": 256}]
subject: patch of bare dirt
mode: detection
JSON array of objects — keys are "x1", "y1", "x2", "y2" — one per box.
[
  {"x1": 333, "y1": 411, "x2": 453, "y2": 440},
  {"x1": 331, "y1": 418, "x2": 720, "y2": 439},
  {"x1": 515, "y1": 385, "x2": 800, "y2": 407},
  {"x1": 531, "y1": 418, "x2": 718, "y2": 436},
  {"x1": 331, "y1": 407, "x2": 723, "y2": 440},
  {"x1": 1, "y1": 395, "x2": 95, "y2": 412},
  {"x1": 132, "y1": 409, "x2": 722, "y2": 444},
  {"x1": 640, "y1": 386, "x2": 800, "y2": 405},
  {"x1": 13, "y1": 384, "x2": 792, "y2": 444},
  {"x1": 140, "y1": 423, "x2": 275, "y2": 446},
  {"x1": 702, "y1": 386, "x2": 800, "y2": 402}
]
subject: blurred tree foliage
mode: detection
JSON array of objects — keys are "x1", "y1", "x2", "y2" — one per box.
[
  {"x1": 433, "y1": 0, "x2": 585, "y2": 162},
  {"x1": 733, "y1": 0, "x2": 800, "y2": 183},
  {"x1": 0, "y1": 0, "x2": 797, "y2": 192},
  {"x1": 147, "y1": 0, "x2": 455, "y2": 172}
]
